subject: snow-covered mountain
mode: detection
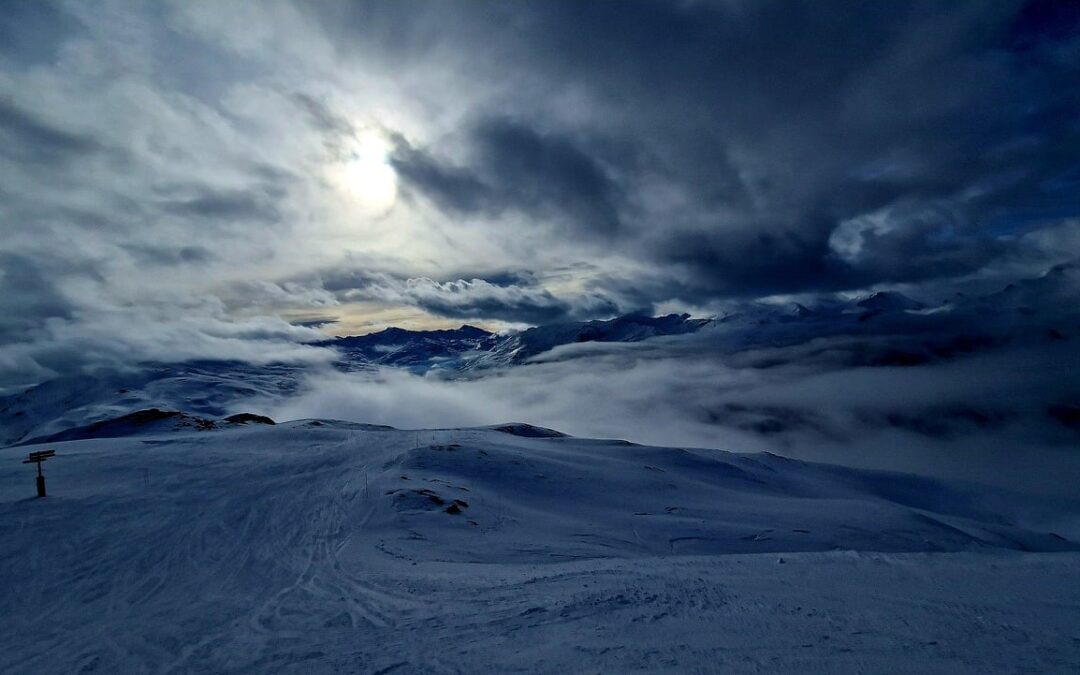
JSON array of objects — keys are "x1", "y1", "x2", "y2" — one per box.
[
  {"x1": 506, "y1": 312, "x2": 714, "y2": 363},
  {"x1": 2, "y1": 418, "x2": 1079, "y2": 673},
  {"x1": 326, "y1": 312, "x2": 714, "y2": 372},
  {"x1": 2, "y1": 266, "x2": 1077, "y2": 449},
  {"x1": 0, "y1": 361, "x2": 301, "y2": 447},
  {"x1": 327, "y1": 324, "x2": 495, "y2": 372},
  {"x1": 0, "y1": 314, "x2": 714, "y2": 446}
]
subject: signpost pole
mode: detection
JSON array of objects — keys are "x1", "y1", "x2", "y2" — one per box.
[{"x1": 23, "y1": 450, "x2": 56, "y2": 498}]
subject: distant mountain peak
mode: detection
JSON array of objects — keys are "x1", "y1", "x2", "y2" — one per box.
[
  {"x1": 344, "y1": 324, "x2": 492, "y2": 341},
  {"x1": 856, "y1": 291, "x2": 925, "y2": 312}
]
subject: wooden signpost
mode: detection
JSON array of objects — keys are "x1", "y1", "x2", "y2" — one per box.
[{"x1": 23, "y1": 449, "x2": 56, "y2": 497}]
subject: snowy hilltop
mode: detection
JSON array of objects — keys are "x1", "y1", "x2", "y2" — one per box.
[{"x1": 2, "y1": 418, "x2": 1079, "y2": 673}]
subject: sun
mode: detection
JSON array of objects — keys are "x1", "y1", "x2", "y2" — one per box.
[{"x1": 334, "y1": 132, "x2": 398, "y2": 213}]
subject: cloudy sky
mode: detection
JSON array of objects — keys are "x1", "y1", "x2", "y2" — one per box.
[{"x1": 1, "y1": 0, "x2": 1079, "y2": 387}]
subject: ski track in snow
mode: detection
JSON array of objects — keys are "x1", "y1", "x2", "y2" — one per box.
[{"x1": 2, "y1": 421, "x2": 1079, "y2": 674}]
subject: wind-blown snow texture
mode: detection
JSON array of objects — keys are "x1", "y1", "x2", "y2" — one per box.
[{"x1": 2, "y1": 420, "x2": 1080, "y2": 673}]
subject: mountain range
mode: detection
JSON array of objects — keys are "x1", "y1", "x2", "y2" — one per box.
[{"x1": 1, "y1": 265, "x2": 1077, "y2": 448}]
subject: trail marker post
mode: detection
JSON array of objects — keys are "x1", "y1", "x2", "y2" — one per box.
[{"x1": 23, "y1": 449, "x2": 56, "y2": 497}]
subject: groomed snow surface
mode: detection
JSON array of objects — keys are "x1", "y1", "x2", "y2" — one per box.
[{"x1": 3, "y1": 420, "x2": 1080, "y2": 674}]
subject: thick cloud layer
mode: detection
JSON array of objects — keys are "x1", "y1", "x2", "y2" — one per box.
[
  {"x1": 257, "y1": 337, "x2": 1080, "y2": 497},
  {"x1": 1, "y1": 0, "x2": 1078, "y2": 386}
]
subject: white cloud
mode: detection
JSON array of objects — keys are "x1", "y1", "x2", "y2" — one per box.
[{"x1": 254, "y1": 338, "x2": 1080, "y2": 497}]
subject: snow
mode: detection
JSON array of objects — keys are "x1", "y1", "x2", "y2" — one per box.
[
  {"x1": 0, "y1": 362, "x2": 302, "y2": 447},
  {"x1": 2, "y1": 420, "x2": 1079, "y2": 673}
]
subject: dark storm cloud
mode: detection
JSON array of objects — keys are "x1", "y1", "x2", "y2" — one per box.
[
  {"x1": 391, "y1": 117, "x2": 624, "y2": 237},
  {"x1": 291, "y1": 93, "x2": 353, "y2": 135},
  {"x1": 313, "y1": 0, "x2": 1080, "y2": 301},
  {"x1": 654, "y1": 201, "x2": 1012, "y2": 299},
  {"x1": 121, "y1": 244, "x2": 216, "y2": 267},
  {"x1": 1004, "y1": 0, "x2": 1080, "y2": 51},
  {"x1": 465, "y1": 270, "x2": 538, "y2": 289},
  {"x1": 0, "y1": 96, "x2": 101, "y2": 166},
  {"x1": 388, "y1": 137, "x2": 487, "y2": 213},
  {"x1": 159, "y1": 188, "x2": 282, "y2": 224},
  {"x1": 546, "y1": 0, "x2": 1079, "y2": 297},
  {"x1": 0, "y1": 252, "x2": 74, "y2": 343},
  {"x1": 0, "y1": 1, "x2": 82, "y2": 68},
  {"x1": 657, "y1": 227, "x2": 839, "y2": 299}
]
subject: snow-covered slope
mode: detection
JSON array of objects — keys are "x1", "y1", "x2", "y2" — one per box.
[
  {"x1": 2, "y1": 419, "x2": 1079, "y2": 673},
  {"x1": 0, "y1": 361, "x2": 302, "y2": 447}
]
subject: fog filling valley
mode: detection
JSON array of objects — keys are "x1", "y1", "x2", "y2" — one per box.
[{"x1": 249, "y1": 336, "x2": 1078, "y2": 498}]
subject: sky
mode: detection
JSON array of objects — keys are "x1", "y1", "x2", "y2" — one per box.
[{"x1": 1, "y1": 0, "x2": 1079, "y2": 389}]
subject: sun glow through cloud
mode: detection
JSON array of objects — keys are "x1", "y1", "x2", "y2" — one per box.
[{"x1": 334, "y1": 132, "x2": 398, "y2": 213}]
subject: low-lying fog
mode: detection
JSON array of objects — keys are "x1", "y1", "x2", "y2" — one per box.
[{"x1": 256, "y1": 335, "x2": 1080, "y2": 498}]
